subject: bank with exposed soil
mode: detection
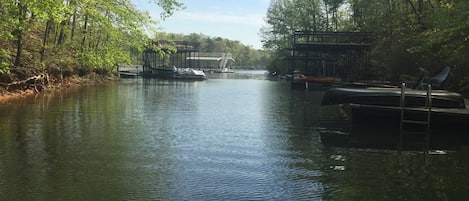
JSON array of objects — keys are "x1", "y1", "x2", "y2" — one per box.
[{"x1": 0, "y1": 71, "x2": 118, "y2": 103}]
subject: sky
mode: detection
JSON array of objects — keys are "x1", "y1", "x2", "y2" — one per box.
[{"x1": 132, "y1": 0, "x2": 270, "y2": 49}]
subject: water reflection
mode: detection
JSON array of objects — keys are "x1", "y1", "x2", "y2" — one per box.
[
  {"x1": 0, "y1": 71, "x2": 469, "y2": 200},
  {"x1": 320, "y1": 107, "x2": 469, "y2": 151},
  {"x1": 318, "y1": 105, "x2": 469, "y2": 200}
]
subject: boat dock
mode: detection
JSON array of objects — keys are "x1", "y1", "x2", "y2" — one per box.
[{"x1": 282, "y1": 31, "x2": 372, "y2": 89}]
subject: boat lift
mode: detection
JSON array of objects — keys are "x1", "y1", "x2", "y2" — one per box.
[{"x1": 186, "y1": 52, "x2": 235, "y2": 72}]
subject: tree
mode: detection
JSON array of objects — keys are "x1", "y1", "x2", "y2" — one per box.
[
  {"x1": 159, "y1": 32, "x2": 267, "y2": 68},
  {"x1": 261, "y1": 0, "x2": 348, "y2": 74},
  {"x1": 262, "y1": 0, "x2": 469, "y2": 92},
  {"x1": 408, "y1": 0, "x2": 469, "y2": 92},
  {"x1": 0, "y1": 0, "x2": 183, "y2": 79}
]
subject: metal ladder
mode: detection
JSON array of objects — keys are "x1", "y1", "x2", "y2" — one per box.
[{"x1": 399, "y1": 82, "x2": 432, "y2": 152}]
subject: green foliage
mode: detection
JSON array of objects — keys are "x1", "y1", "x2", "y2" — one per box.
[
  {"x1": 155, "y1": 0, "x2": 185, "y2": 20},
  {"x1": 354, "y1": 0, "x2": 469, "y2": 86},
  {"x1": 262, "y1": 0, "x2": 469, "y2": 91},
  {"x1": 261, "y1": 0, "x2": 349, "y2": 51},
  {"x1": 0, "y1": 48, "x2": 10, "y2": 74},
  {"x1": 162, "y1": 33, "x2": 268, "y2": 68},
  {"x1": 0, "y1": 0, "x2": 184, "y2": 80}
]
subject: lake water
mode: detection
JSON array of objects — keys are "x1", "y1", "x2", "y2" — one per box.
[{"x1": 1, "y1": 70, "x2": 469, "y2": 200}]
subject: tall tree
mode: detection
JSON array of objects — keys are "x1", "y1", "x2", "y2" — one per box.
[
  {"x1": 262, "y1": 0, "x2": 469, "y2": 92},
  {"x1": 261, "y1": 0, "x2": 348, "y2": 73},
  {"x1": 0, "y1": 0, "x2": 183, "y2": 77}
]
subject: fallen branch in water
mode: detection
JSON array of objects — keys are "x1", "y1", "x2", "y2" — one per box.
[{"x1": 0, "y1": 73, "x2": 48, "y2": 92}]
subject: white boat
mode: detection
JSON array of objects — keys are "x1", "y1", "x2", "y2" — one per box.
[{"x1": 174, "y1": 68, "x2": 207, "y2": 80}]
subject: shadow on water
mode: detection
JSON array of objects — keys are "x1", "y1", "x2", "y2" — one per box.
[
  {"x1": 1, "y1": 71, "x2": 469, "y2": 200},
  {"x1": 319, "y1": 110, "x2": 469, "y2": 151},
  {"x1": 315, "y1": 101, "x2": 469, "y2": 201}
]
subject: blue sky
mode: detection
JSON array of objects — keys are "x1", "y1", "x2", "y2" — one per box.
[{"x1": 132, "y1": 0, "x2": 270, "y2": 49}]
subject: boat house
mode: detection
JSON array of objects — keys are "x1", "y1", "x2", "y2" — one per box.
[
  {"x1": 142, "y1": 40, "x2": 201, "y2": 77},
  {"x1": 142, "y1": 40, "x2": 236, "y2": 76},
  {"x1": 284, "y1": 31, "x2": 372, "y2": 82}
]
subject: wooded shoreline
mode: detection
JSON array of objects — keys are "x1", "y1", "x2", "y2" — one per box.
[{"x1": 0, "y1": 72, "x2": 118, "y2": 103}]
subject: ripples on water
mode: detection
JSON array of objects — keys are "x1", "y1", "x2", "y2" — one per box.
[{"x1": 1, "y1": 70, "x2": 469, "y2": 200}]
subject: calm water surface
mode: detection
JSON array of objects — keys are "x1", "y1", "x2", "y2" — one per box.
[{"x1": 1, "y1": 70, "x2": 469, "y2": 200}]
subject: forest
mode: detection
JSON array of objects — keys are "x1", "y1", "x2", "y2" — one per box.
[
  {"x1": 149, "y1": 32, "x2": 268, "y2": 69},
  {"x1": 0, "y1": 0, "x2": 264, "y2": 94},
  {"x1": 0, "y1": 0, "x2": 178, "y2": 92},
  {"x1": 261, "y1": 0, "x2": 469, "y2": 93},
  {"x1": 1, "y1": 0, "x2": 468, "y2": 94}
]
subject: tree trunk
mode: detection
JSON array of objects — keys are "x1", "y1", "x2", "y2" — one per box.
[
  {"x1": 81, "y1": 13, "x2": 89, "y2": 52},
  {"x1": 41, "y1": 20, "x2": 52, "y2": 62},
  {"x1": 14, "y1": 32, "x2": 23, "y2": 67},
  {"x1": 57, "y1": 20, "x2": 68, "y2": 45},
  {"x1": 14, "y1": 3, "x2": 27, "y2": 67},
  {"x1": 70, "y1": 1, "x2": 78, "y2": 40}
]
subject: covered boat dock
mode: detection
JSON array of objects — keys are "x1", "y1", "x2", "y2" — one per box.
[
  {"x1": 283, "y1": 31, "x2": 372, "y2": 88},
  {"x1": 142, "y1": 41, "x2": 201, "y2": 77}
]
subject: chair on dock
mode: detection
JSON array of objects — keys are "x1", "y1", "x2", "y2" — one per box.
[{"x1": 415, "y1": 67, "x2": 450, "y2": 89}]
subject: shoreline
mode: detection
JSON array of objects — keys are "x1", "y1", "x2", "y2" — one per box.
[
  {"x1": 0, "y1": 89, "x2": 37, "y2": 103},
  {"x1": 0, "y1": 74, "x2": 118, "y2": 103}
]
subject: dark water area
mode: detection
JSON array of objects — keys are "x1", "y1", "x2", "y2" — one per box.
[{"x1": 1, "y1": 70, "x2": 469, "y2": 200}]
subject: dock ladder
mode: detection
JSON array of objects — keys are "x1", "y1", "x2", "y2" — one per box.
[{"x1": 399, "y1": 82, "x2": 432, "y2": 153}]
